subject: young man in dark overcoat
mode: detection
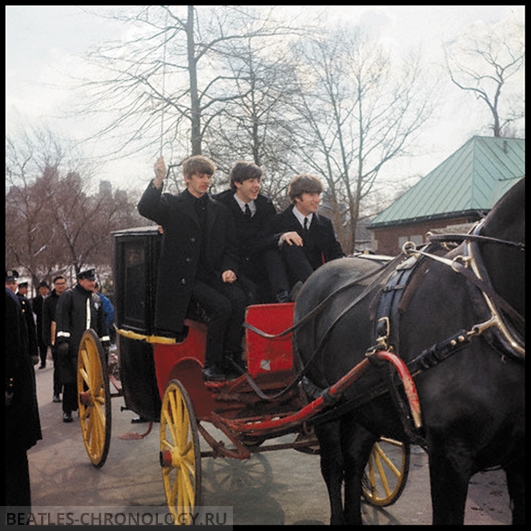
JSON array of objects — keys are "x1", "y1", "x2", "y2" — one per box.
[
  {"x1": 137, "y1": 155, "x2": 247, "y2": 381},
  {"x1": 269, "y1": 174, "x2": 345, "y2": 293},
  {"x1": 213, "y1": 161, "x2": 293, "y2": 304}
]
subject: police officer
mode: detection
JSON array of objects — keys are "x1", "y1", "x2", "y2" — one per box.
[
  {"x1": 6, "y1": 273, "x2": 39, "y2": 366},
  {"x1": 55, "y1": 269, "x2": 110, "y2": 422}
]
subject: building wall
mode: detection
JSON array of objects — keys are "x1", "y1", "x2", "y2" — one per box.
[{"x1": 371, "y1": 215, "x2": 477, "y2": 256}]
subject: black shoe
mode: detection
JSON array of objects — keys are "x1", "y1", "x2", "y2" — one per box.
[
  {"x1": 289, "y1": 280, "x2": 304, "y2": 302},
  {"x1": 63, "y1": 412, "x2": 73, "y2": 423},
  {"x1": 202, "y1": 364, "x2": 226, "y2": 382},
  {"x1": 275, "y1": 291, "x2": 290, "y2": 303},
  {"x1": 53, "y1": 395, "x2": 62, "y2": 403},
  {"x1": 131, "y1": 416, "x2": 149, "y2": 424}
]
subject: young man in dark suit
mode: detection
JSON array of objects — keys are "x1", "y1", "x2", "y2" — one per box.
[
  {"x1": 138, "y1": 155, "x2": 247, "y2": 381},
  {"x1": 213, "y1": 161, "x2": 293, "y2": 304},
  {"x1": 269, "y1": 174, "x2": 345, "y2": 295}
]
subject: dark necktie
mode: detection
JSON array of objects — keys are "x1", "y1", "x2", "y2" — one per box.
[
  {"x1": 244, "y1": 203, "x2": 252, "y2": 220},
  {"x1": 303, "y1": 217, "x2": 309, "y2": 231}
]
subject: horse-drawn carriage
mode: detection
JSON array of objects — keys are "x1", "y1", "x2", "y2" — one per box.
[
  {"x1": 76, "y1": 225, "x2": 410, "y2": 524},
  {"x1": 77, "y1": 177, "x2": 524, "y2": 525}
]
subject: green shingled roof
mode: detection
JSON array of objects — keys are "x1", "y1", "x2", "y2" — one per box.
[{"x1": 370, "y1": 136, "x2": 525, "y2": 228}]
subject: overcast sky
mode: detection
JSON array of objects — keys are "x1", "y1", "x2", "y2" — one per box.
[{"x1": 5, "y1": 5, "x2": 525, "y2": 191}]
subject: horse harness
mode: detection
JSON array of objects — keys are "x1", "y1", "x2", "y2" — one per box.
[
  {"x1": 364, "y1": 221, "x2": 525, "y2": 443},
  {"x1": 240, "y1": 220, "x2": 525, "y2": 441}
]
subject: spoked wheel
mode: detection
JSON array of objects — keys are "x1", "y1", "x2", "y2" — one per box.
[
  {"x1": 77, "y1": 329, "x2": 111, "y2": 468},
  {"x1": 362, "y1": 437, "x2": 410, "y2": 507},
  {"x1": 160, "y1": 379, "x2": 201, "y2": 525}
]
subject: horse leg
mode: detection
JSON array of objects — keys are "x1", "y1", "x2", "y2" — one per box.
[
  {"x1": 314, "y1": 420, "x2": 347, "y2": 525},
  {"x1": 342, "y1": 419, "x2": 378, "y2": 525},
  {"x1": 505, "y1": 456, "x2": 525, "y2": 525},
  {"x1": 428, "y1": 441, "x2": 472, "y2": 525}
]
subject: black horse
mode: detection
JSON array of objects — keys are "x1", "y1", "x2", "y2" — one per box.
[{"x1": 294, "y1": 178, "x2": 525, "y2": 525}]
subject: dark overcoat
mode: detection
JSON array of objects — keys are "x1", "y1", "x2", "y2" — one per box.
[
  {"x1": 5, "y1": 288, "x2": 42, "y2": 453},
  {"x1": 42, "y1": 289, "x2": 61, "y2": 346},
  {"x1": 16, "y1": 292, "x2": 39, "y2": 364},
  {"x1": 138, "y1": 181, "x2": 239, "y2": 334},
  {"x1": 270, "y1": 207, "x2": 345, "y2": 270}
]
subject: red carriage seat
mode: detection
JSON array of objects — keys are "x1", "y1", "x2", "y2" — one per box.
[{"x1": 244, "y1": 303, "x2": 295, "y2": 377}]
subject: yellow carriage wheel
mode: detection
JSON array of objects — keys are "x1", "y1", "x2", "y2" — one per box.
[
  {"x1": 159, "y1": 379, "x2": 201, "y2": 525},
  {"x1": 77, "y1": 329, "x2": 112, "y2": 468},
  {"x1": 362, "y1": 437, "x2": 410, "y2": 507}
]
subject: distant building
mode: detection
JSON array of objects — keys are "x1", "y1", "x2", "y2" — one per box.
[{"x1": 369, "y1": 136, "x2": 525, "y2": 256}]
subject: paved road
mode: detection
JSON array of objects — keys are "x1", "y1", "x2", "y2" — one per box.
[{"x1": 27, "y1": 355, "x2": 513, "y2": 525}]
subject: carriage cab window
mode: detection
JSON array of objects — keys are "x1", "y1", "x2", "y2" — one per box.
[{"x1": 124, "y1": 244, "x2": 147, "y2": 325}]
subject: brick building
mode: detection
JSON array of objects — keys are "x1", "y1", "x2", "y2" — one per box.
[{"x1": 369, "y1": 136, "x2": 525, "y2": 256}]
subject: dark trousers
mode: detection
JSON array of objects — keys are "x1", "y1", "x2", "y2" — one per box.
[
  {"x1": 51, "y1": 345, "x2": 63, "y2": 397},
  {"x1": 5, "y1": 448, "x2": 31, "y2": 519},
  {"x1": 240, "y1": 249, "x2": 291, "y2": 304},
  {"x1": 62, "y1": 382, "x2": 78, "y2": 415},
  {"x1": 191, "y1": 279, "x2": 247, "y2": 366},
  {"x1": 38, "y1": 339, "x2": 47, "y2": 366},
  {"x1": 280, "y1": 244, "x2": 315, "y2": 287}
]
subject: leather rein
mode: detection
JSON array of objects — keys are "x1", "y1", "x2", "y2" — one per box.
[{"x1": 239, "y1": 221, "x2": 525, "y2": 402}]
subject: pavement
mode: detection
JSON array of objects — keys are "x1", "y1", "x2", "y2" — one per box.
[{"x1": 26, "y1": 351, "x2": 513, "y2": 525}]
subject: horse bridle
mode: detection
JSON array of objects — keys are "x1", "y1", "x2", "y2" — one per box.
[{"x1": 413, "y1": 219, "x2": 525, "y2": 359}]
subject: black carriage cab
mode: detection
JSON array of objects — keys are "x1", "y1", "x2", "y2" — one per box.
[
  {"x1": 113, "y1": 225, "x2": 163, "y2": 420},
  {"x1": 112, "y1": 224, "x2": 297, "y2": 422}
]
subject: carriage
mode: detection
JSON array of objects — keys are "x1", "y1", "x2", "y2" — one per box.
[{"x1": 76, "y1": 224, "x2": 413, "y2": 524}]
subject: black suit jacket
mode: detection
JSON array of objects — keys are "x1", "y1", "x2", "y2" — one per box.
[
  {"x1": 270, "y1": 206, "x2": 345, "y2": 271},
  {"x1": 138, "y1": 182, "x2": 239, "y2": 333},
  {"x1": 212, "y1": 190, "x2": 280, "y2": 262}
]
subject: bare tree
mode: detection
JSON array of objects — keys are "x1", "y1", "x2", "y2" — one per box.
[
  {"x1": 204, "y1": 33, "x2": 303, "y2": 202},
  {"x1": 75, "y1": 5, "x2": 304, "y2": 191},
  {"x1": 6, "y1": 127, "x2": 143, "y2": 286},
  {"x1": 443, "y1": 17, "x2": 524, "y2": 137},
  {"x1": 290, "y1": 27, "x2": 436, "y2": 253}
]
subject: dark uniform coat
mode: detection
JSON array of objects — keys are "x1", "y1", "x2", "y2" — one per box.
[
  {"x1": 55, "y1": 284, "x2": 109, "y2": 384},
  {"x1": 5, "y1": 288, "x2": 42, "y2": 453},
  {"x1": 138, "y1": 181, "x2": 239, "y2": 334},
  {"x1": 5, "y1": 288, "x2": 42, "y2": 512},
  {"x1": 16, "y1": 292, "x2": 39, "y2": 365}
]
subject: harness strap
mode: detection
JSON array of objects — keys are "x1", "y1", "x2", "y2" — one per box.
[
  {"x1": 373, "y1": 254, "x2": 421, "y2": 351},
  {"x1": 428, "y1": 232, "x2": 525, "y2": 251},
  {"x1": 243, "y1": 254, "x2": 404, "y2": 340},
  {"x1": 406, "y1": 246, "x2": 525, "y2": 331}
]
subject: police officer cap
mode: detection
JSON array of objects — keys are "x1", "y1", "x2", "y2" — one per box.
[
  {"x1": 77, "y1": 268, "x2": 96, "y2": 280},
  {"x1": 38, "y1": 280, "x2": 50, "y2": 289},
  {"x1": 18, "y1": 281, "x2": 29, "y2": 289},
  {"x1": 5, "y1": 269, "x2": 19, "y2": 281}
]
